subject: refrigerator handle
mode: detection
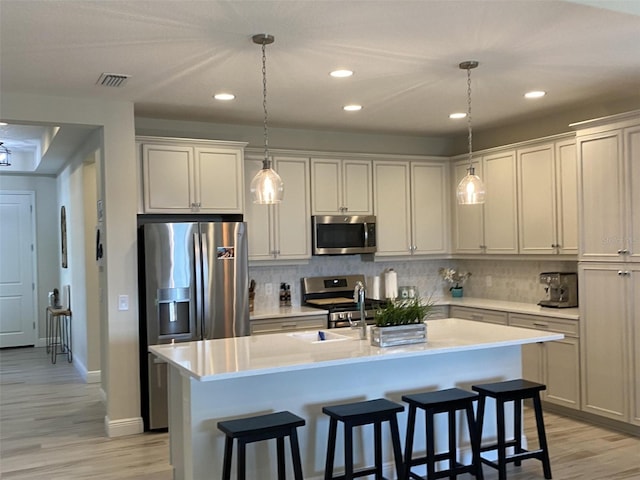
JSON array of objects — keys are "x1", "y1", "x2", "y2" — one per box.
[
  {"x1": 200, "y1": 232, "x2": 210, "y2": 338},
  {"x1": 193, "y1": 232, "x2": 204, "y2": 340}
]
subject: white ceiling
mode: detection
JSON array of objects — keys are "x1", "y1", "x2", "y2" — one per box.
[{"x1": 1, "y1": 0, "x2": 639, "y2": 173}]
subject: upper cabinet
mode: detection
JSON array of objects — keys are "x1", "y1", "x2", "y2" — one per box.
[
  {"x1": 374, "y1": 159, "x2": 449, "y2": 257},
  {"x1": 574, "y1": 112, "x2": 640, "y2": 262},
  {"x1": 517, "y1": 138, "x2": 577, "y2": 255},
  {"x1": 452, "y1": 135, "x2": 577, "y2": 256},
  {"x1": 483, "y1": 150, "x2": 519, "y2": 254},
  {"x1": 244, "y1": 154, "x2": 311, "y2": 262},
  {"x1": 311, "y1": 158, "x2": 373, "y2": 215},
  {"x1": 452, "y1": 151, "x2": 518, "y2": 254},
  {"x1": 139, "y1": 136, "x2": 246, "y2": 214}
]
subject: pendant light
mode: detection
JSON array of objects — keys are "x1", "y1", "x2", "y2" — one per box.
[
  {"x1": 250, "y1": 34, "x2": 284, "y2": 204},
  {"x1": 0, "y1": 142, "x2": 11, "y2": 167},
  {"x1": 456, "y1": 61, "x2": 485, "y2": 205}
]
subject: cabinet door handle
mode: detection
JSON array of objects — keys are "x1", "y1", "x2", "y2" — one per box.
[
  {"x1": 617, "y1": 249, "x2": 629, "y2": 255},
  {"x1": 533, "y1": 322, "x2": 549, "y2": 328},
  {"x1": 471, "y1": 314, "x2": 483, "y2": 320},
  {"x1": 617, "y1": 270, "x2": 630, "y2": 276},
  {"x1": 281, "y1": 322, "x2": 297, "y2": 328}
]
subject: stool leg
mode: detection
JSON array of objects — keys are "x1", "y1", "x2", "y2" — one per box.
[
  {"x1": 448, "y1": 410, "x2": 457, "y2": 479},
  {"x1": 496, "y1": 399, "x2": 507, "y2": 480},
  {"x1": 237, "y1": 439, "x2": 246, "y2": 480},
  {"x1": 222, "y1": 437, "x2": 233, "y2": 480},
  {"x1": 533, "y1": 394, "x2": 552, "y2": 479},
  {"x1": 465, "y1": 404, "x2": 483, "y2": 480},
  {"x1": 403, "y1": 406, "x2": 417, "y2": 480},
  {"x1": 374, "y1": 421, "x2": 382, "y2": 479},
  {"x1": 514, "y1": 399, "x2": 523, "y2": 466},
  {"x1": 324, "y1": 418, "x2": 337, "y2": 480},
  {"x1": 277, "y1": 436, "x2": 286, "y2": 480},
  {"x1": 425, "y1": 409, "x2": 436, "y2": 480},
  {"x1": 51, "y1": 316, "x2": 59, "y2": 364},
  {"x1": 344, "y1": 421, "x2": 354, "y2": 480},
  {"x1": 389, "y1": 414, "x2": 404, "y2": 480},
  {"x1": 289, "y1": 428, "x2": 304, "y2": 480}
]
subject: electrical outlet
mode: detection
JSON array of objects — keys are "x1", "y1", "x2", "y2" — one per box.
[
  {"x1": 486, "y1": 275, "x2": 493, "y2": 288},
  {"x1": 118, "y1": 294, "x2": 129, "y2": 311},
  {"x1": 265, "y1": 283, "x2": 273, "y2": 296}
]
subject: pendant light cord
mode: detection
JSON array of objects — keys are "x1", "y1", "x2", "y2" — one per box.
[
  {"x1": 261, "y1": 40, "x2": 270, "y2": 170},
  {"x1": 466, "y1": 65, "x2": 473, "y2": 172}
]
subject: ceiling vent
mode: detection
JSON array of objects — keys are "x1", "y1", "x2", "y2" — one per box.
[{"x1": 96, "y1": 73, "x2": 130, "y2": 88}]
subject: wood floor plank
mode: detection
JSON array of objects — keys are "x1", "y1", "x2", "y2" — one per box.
[{"x1": 1, "y1": 346, "x2": 638, "y2": 479}]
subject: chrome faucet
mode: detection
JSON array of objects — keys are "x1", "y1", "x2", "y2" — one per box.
[{"x1": 351, "y1": 280, "x2": 367, "y2": 339}]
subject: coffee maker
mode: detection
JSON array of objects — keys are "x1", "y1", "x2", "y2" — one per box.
[{"x1": 538, "y1": 272, "x2": 578, "y2": 308}]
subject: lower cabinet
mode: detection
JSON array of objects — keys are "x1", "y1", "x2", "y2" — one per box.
[
  {"x1": 449, "y1": 306, "x2": 508, "y2": 325},
  {"x1": 250, "y1": 315, "x2": 327, "y2": 335},
  {"x1": 510, "y1": 313, "x2": 580, "y2": 410}
]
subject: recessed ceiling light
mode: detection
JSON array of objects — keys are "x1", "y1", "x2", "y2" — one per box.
[
  {"x1": 330, "y1": 70, "x2": 353, "y2": 78},
  {"x1": 214, "y1": 93, "x2": 235, "y2": 101},
  {"x1": 343, "y1": 104, "x2": 362, "y2": 112},
  {"x1": 449, "y1": 113, "x2": 467, "y2": 119},
  {"x1": 524, "y1": 90, "x2": 546, "y2": 99}
]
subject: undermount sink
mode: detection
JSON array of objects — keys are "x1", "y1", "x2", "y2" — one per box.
[{"x1": 287, "y1": 330, "x2": 351, "y2": 344}]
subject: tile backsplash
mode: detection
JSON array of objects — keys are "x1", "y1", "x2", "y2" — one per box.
[{"x1": 248, "y1": 256, "x2": 578, "y2": 310}]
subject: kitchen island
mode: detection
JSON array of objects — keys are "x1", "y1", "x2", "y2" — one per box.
[{"x1": 149, "y1": 318, "x2": 563, "y2": 480}]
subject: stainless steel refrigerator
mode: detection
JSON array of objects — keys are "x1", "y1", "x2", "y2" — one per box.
[{"x1": 138, "y1": 220, "x2": 249, "y2": 430}]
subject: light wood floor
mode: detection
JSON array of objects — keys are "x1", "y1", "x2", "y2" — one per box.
[{"x1": 1, "y1": 346, "x2": 638, "y2": 479}]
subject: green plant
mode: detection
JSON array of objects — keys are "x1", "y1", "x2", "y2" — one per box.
[{"x1": 373, "y1": 297, "x2": 433, "y2": 327}]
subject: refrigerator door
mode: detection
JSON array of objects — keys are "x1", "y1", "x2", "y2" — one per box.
[
  {"x1": 143, "y1": 222, "x2": 200, "y2": 344},
  {"x1": 200, "y1": 222, "x2": 250, "y2": 339}
]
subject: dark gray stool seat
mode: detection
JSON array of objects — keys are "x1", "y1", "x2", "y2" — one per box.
[
  {"x1": 472, "y1": 379, "x2": 551, "y2": 480},
  {"x1": 402, "y1": 388, "x2": 483, "y2": 480},
  {"x1": 323, "y1": 398, "x2": 404, "y2": 480},
  {"x1": 217, "y1": 411, "x2": 305, "y2": 480}
]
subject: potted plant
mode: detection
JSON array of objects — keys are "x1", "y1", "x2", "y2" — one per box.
[
  {"x1": 439, "y1": 267, "x2": 471, "y2": 297},
  {"x1": 370, "y1": 297, "x2": 433, "y2": 347}
]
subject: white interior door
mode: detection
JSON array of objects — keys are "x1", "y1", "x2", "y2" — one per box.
[{"x1": 0, "y1": 192, "x2": 36, "y2": 347}]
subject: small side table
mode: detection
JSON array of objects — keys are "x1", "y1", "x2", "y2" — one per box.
[{"x1": 46, "y1": 306, "x2": 72, "y2": 364}]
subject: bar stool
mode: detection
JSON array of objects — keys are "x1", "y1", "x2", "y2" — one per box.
[
  {"x1": 323, "y1": 398, "x2": 404, "y2": 480},
  {"x1": 217, "y1": 411, "x2": 305, "y2": 480},
  {"x1": 472, "y1": 379, "x2": 551, "y2": 480},
  {"x1": 46, "y1": 306, "x2": 72, "y2": 364},
  {"x1": 402, "y1": 388, "x2": 483, "y2": 480}
]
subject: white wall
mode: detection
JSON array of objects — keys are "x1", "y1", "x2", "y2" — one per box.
[{"x1": 0, "y1": 174, "x2": 58, "y2": 344}]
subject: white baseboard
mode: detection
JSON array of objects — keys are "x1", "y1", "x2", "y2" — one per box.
[
  {"x1": 72, "y1": 356, "x2": 102, "y2": 384},
  {"x1": 104, "y1": 415, "x2": 144, "y2": 438}
]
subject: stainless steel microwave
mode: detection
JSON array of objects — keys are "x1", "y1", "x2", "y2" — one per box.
[{"x1": 312, "y1": 215, "x2": 376, "y2": 255}]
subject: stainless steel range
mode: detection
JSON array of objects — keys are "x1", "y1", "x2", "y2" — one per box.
[{"x1": 301, "y1": 274, "x2": 388, "y2": 328}]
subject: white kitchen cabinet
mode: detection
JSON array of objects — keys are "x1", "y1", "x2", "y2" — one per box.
[
  {"x1": 311, "y1": 158, "x2": 372, "y2": 215},
  {"x1": 483, "y1": 150, "x2": 518, "y2": 254},
  {"x1": 250, "y1": 314, "x2": 327, "y2": 335},
  {"x1": 574, "y1": 113, "x2": 640, "y2": 262},
  {"x1": 452, "y1": 157, "x2": 484, "y2": 253},
  {"x1": 578, "y1": 263, "x2": 638, "y2": 424},
  {"x1": 139, "y1": 137, "x2": 246, "y2": 214},
  {"x1": 509, "y1": 313, "x2": 580, "y2": 410},
  {"x1": 517, "y1": 138, "x2": 578, "y2": 255},
  {"x1": 374, "y1": 160, "x2": 448, "y2": 257},
  {"x1": 452, "y1": 150, "x2": 518, "y2": 254},
  {"x1": 449, "y1": 306, "x2": 508, "y2": 325},
  {"x1": 244, "y1": 155, "x2": 311, "y2": 261}
]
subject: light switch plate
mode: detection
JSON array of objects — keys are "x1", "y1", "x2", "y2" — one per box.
[{"x1": 118, "y1": 294, "x2": 129, "y2": 311}]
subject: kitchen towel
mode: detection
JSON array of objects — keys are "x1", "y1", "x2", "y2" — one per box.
[{"x1": 384, "y1": 269, "x2": 398, "y2": 300}]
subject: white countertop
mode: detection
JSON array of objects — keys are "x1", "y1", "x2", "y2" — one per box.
[
  {"x1": 250, "y1": 305, "x2": 328, "y2": 320},
  {"x1": 445, "y1": 297, "x2": 579, "y2": 320},
  {"x1": 149, "y1": 318, "x2": 563, "y2": 382}
]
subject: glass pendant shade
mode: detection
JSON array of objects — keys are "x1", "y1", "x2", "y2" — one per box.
[
  {"x1": 457, "y1": 166, "x2": 485, "y2": 205},
  {"x1": 250, "y1": 163, "x2": 284, "y2": 204}
]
